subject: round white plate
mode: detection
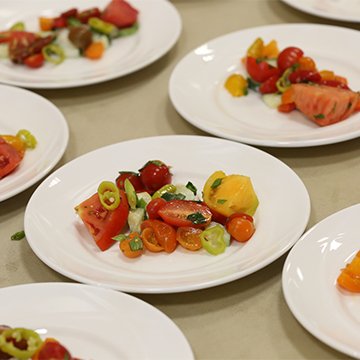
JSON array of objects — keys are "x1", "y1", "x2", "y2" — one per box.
[
  {"x1": 282, "y1": 204, "x2": 360, "y2": 358},
  {"x1": 281, "y1": 0, "x2": 360, "y2": 23},
  {"x1": 169, "y1": 24, "x2": 360, "y2": 148},
  {"x1": 0, "y1": 282, "x2": 194, "y2": 360},
  {"x1": 24, "y1": 135, "x2": 310, "y2": 293},
  {"x1": 0, "y1": 84, "x2": 68, "y2": 202},
  {"x1": 0, "y1": 0, "x2": 182, "y2": 89}
]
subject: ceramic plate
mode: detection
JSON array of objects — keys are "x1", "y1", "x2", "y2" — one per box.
[
  {"x1": 282, "y1": 204, "x2": 360, "y2": 358},
  {"x1": 281, "y1": 0, "x2": 360, "y2": 22},
  {"x1": 0, "y1": 0, "x2": 181, "y2": 88},
  {"x1": 169, "y1": 24, "x2": 360, "y2": 147},
  {"x1": 0, "y1": 282, "x2": 194, "y2": 359},
  {"x1": 24, "y1": 135, "x2": 310, "y2": 293},
  {"x1": 0, "y1": 84, "x2": 68, "y2": 202}
]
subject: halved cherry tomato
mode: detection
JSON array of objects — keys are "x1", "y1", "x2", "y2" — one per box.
[
  {"x1": 23, "y1": 53, "x2": 44, "y2": 68},
  {"x1": 141, "y1": 227, "x2": 164, "y2": 252},
  {"x1": 158, "y1": 200, "x2": 212, "y2": 228},
  {"x1": 337, "y1": 251, "x2": 360, "y2": 292},
  {"x1": 278, "y1": 103, "x2": 296, "y2": 113},
  {"x1": 277, "y1": 46, "x2": 304, "y2": 73},
  {"x1": 119, "y1": 232, "x2": 144, "y2": 258},
  {"x1": 225, "y1": 213, "x2": 255, "y2": 242},
  {"x1": 77, "y1": 7, "x2": 102, "y2": 23},
  {"x1": 60, "y1": 8, "x2": 78, "y2": 18},
  {"x1": 116, "y1": 171, "x2": 145, "y2": 192},
  {"x1": 259, "y1": 74, "x2": 280, "y2": 94},
  {"x1": 146, "y1": 198, "x2": 167, "y2": 219},
  {"x1": 0, "y1": 30, "x2": 37, "y2": 44},
  {"x1": 0, "y1": 138, "x2": 22, "y2": 179},
  {"x1": 141, "y1": 219, "x2": 177, "y2": 253},
  {"x1": 206, "y1": 205, "x2": 227, "y2": 226},
  {"x1": 32, "y1": 338, "x2": 73, "y2": 360},
  {"x1": 139, "y1": 160, "x2": 172, "y2": 193},
  {"x1": 176, "y1": 227, "x2": 202, "y2": 251},
  {"x1": 246, "y1": 56, "x2": 280, "y2": 83},
  {"x1": 297, "y1": 56, "x2": 317, "y2": 72},
  {"x1": 288, "y1": 70, "x2": 321, "y2": 84}
]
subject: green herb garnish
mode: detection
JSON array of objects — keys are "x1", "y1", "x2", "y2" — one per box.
[
  {"x1": 161, "y1": 192, "x2": 186, "y2": 201},
  {"x1": 187, "y1": 212, "x2": 207, "y2": 225},
  {"x1": 129, "y1": 236, "x2": 143, "y2": 251},
  {"x1": 11, "y1": 231, "x2": 25, "y2": 241},
  {"x1": 314, "y1": 113, "x2": 325, "y2": 119},
  {"x1": 211, "y1": 178, "x2": 222, "y2": 189},
  {"x1": 186, "y1": 181, "x2": 197, "y2": 195}
]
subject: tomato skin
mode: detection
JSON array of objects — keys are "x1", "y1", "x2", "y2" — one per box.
[
  {"x1": 32, "y1": 338, "x2": 72, "y2": 360},
  {"x1": 139, "y1": 160, "x2": 172, "y2": 193},
  {"x1": 0, "y1": 138, "x2": 22, "y2": 179},
  {"x1": 146, "y1": 198, "x2": 167, "y2": 219},
  {"x1": 246, "y1": 56, "x2": 280, "y2": 83},
  {"x1": 225, "y1": 215, "x2": 255, "y2": 243},
  {"x1": 277, "y1": 46, "x2": 304, "y2": 73},
  {"x1": 288, "y1": 70, "x2": 321, "y2": 84},
  {"x1": 23, "y1": 53, "x2": 44, "y2": 68},
  {"x1": 75, "y1": 190, "x2": 129, "y2": 251},
  {"x1": 176, "y1": 227, "x2": 202, "y2": 251},
  {"x1": 115, "y1": 171, "x2": 145, "y2": 192},
  {"x1": 141, "y1": 227, "x2": 164, "y2": 252},
  {"x1": 119, "y1": 233, "x2": 144, "y2": 258},
  {"x1": 101, "y1": 0, "x2": 138, "y2": 28},
  {"x1": 259, "y1": 74, "x2": 280, "y2": 94},
  {"x1": 77, "y1": 7, "x2": 102, "y2": 23},
  {"x1": 278, "y1": 103, "x2": 296, "y2": 113},
  {"x1": 319, "y1": 79, "x2": 350, "y2": 90},
  {"x1": 337, "y1": 251, "x2": 360, "y2": 292},
  {"x1": 158, "y1": 200, "x2": 212, "y2": 228},
  {"x1": 140, "y1": 219, "x2": 177, "y2": 253}
]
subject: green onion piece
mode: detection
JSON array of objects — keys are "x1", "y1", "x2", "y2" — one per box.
[
  {"x1": 97, "y1": 181, "x2": 120, "y2": 211},
  {"x1": 314, "y1": 113, "x2": 325, "y2": 119},
  {"x1": 152, "y1": 184, "x2": 176, "y2": 199},
  {"x1": 11, "y1": 230, "x2": 25, "y2": 241},
  {"x1": 67, "y1": 17, "x2": 82, "y2": 27},
  {"x1": 10, "y1": 22, "x2": 25, "y2": 31},
  {"x1": 186, "y1": 181, "x2": 197, "y2": 195},
  {"x1": 124, "y1": 178, "x2": 137, "y2": 210},
  {"x1": 42, "y1": 44, "x2": 65, "y2": 65},
  {"x1": 161, "y1": 192, "x2": 185, "y2": 201},
  {"x1": 129, "y1": 236, "x2": 143, "y2": 251},
  {"x1": 16, "y1": 129, "x2": 37, "y2": 149}
]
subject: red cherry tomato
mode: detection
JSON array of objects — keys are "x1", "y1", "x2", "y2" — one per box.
[
  {"x1": 319, "y1": 79, "x2": 350, "y2": 90},
  {"x1": 146, "y1": 198, "x2": 167, "y2": 219},
  {"x1": 288, "y1": 70, "x2": 321, "y2": 84},
  {"x1": 259, "y1": 74, "x2": 280, "y2": 94},
  {"x1": 277, "y1": 47, "x2": 304, "y2": 73},
  {"x1": 226, "y1": 212, "x2": 254, "y2": 224},
  {"x1": 115, "y1": 171, "x2": 145, "y2": 192},
  {"x1": 158, "y1": 200, "x2": 212, "y2": 228},
  {"x1": 139, "y1": 160, "x2": 172, "y2": 193},
  {"x1": 225, "y1": 215, "x2": 255, "y2": 243},
  {"x1": 278, "y1": 103, "x2": 296, "y2": 113},
  {"x1": 23, "y1": 53, "x2": 44, "y2": 68},
  {"x1": 246, "y1": 56, "x2": 280, "y2": 83},
  {"x1": 32, "y1": 338, "x2": 73, "y2": 360},
  {"x1": 176, "y1": 227, "x2": 202, "y2": 251},
  {"x1": 0, "y1": 138, "x2": 22, "y2": 179}
]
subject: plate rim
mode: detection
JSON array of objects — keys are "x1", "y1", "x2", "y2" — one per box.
[
  {"x1": 282, "y1": 203, "x2": 360, "y2": 359},
  {"x1": 0, "y1": 84, "x2": 69, "y2": 202},
  {"x1": 24, "y1": 134, "x2": 311, "y2": 294},
  {"x1": 169, "y1": 23, "x2": 360, "y2": 148}
]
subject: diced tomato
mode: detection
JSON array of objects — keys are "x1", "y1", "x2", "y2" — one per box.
[
  {"x1": 337, "y1": 251, "x2": 360, "y2": 293},
  {"x1": 75, "y1": 190, "x2": 129, "y2": 251},
  {"x1": 319, "y1": 79, "x2": 350, "y2": 90},
  {"x1": 60, "y1": 8, "x2": 78, "y2": 19},
  {"x1": 0, "y1": 30, "x2": 37, "y2": 44},
  {"x1": 297, "y1": 56, "x2": 317, "y2": 72},
  {"x1": 259, "y1": 74, "x2": 280, "y2": 94},
  {"x1": 53, "y1": 16, "x2": 67, "y2": 29},
  {"x1": 246, "y1": 56, "x2": 280, "y2": 83},
  {"x1": 101, "y1": 0, "x2": 139, "y2": 28},
  {"x1": 0, "y1": 138, "x2": 22, "y2": 179},
  {"x1": 23, "y1": 53, "x2": 44, "y2": 68},
  {"x1": 176, "y1": 227, "x2": 202, "y2": 251},
  {"x1": 158, "y1": 200, "x2": 212, "y2": 228}
]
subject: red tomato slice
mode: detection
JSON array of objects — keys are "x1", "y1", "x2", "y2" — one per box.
[
  {"x1": 141, "y1": 219, "x2": 177, "y2": 253},
  {"x1": 158, "y1": 200, "x2": 212, "y2": 228},
  {"x1": 176, "y1": 227, "x2": 202, "y2": 251},
  {"x1": 0, "y1": 138, "x2": 22, "y2": 179},
  {"x1": 101, "y1": 0, "x2": 138, "y2": 28},
  {"x1": 246, "y1": 56, "x2": 279, "y2": 83},
  {"x1": 141, "y1": 227, "x2": 164, "y2": 252},
  {"x1": 75, "y1": 190, "x2": 129, "y2": 251},
  {"x1": 259, "y1": 74, "x2": 280, "y2": 94}
]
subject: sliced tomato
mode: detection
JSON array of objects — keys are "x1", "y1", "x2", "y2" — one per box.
[
  {"x1": 77, "y1": 7, "x2": 102, "y2": 23},
  {"x1": 277, "y1": 103, "x2": 296, "y2": 113},
  {"x1": 146, "y1": 198, "x2": 167, "y2": 219},
  {"x1": 140, "y1": 219, "x2": 177, "y2": 253},
  {"x1": 0, "y1": 30, "x2": 37, "y2": 44},
  {"x1": 288, "y1": 70, "x2": 321, "y2": 84},
  {"x1": 176, "y1": 227, "x2": 202, "y2": 251},
  {"x1": 291, "y1": 84, "x2": 360, "y2": 126},
  {"x1": 75, "y1": 190, "x2": 129, "y2": 251},
  {"x1": 101, "y1": 0, "x2": 139, "y2": 28},
  {"x1": 158, "y1": 200, "x2": 212, "y2": 228},
  {"x1": 23, "y1": 53, "x2": 44, "y2": 68},
  {"x1": 1, "y1": 135, "x2": 26, "y2": 159},
  {"x1": 0, "y1": 138, "x2": 22, "y2": 179},
  {"x1": 337, "y1": 251, "x2": 360, "y2": 292},
  {"x1": 246, "y1": 56, "x2": 280, "y2": 83}
]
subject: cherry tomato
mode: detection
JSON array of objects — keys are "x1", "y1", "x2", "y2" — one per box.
[
  {"x1": 139, "y1": 160, "x2": 172, "y2": 193},
  {"x1": 23, "y1": 53, "x2": 44, "y2": 68},
  {"x1": 0, "y1": 138, "x2": 22, "y2": 179},
  {"x1": 206, "y1": 205, "x2": 227, "y2": 225},
  {"x1": 77, "y1": 7, "x2": 102, "y2": 23},
  {"x1": 60, "y1": 8, "x2": 78, "y2": 18},
  {"x1": 297, "y1": 56, "x2": 317, "y2": 72},
  {"x1": 226, "y1": 212, "x2": 254, "y2": 224},
  {"x1": 119, "y1": 232, "x2": 144, "y2": 258},
  {"x1": 259, "y1": 74, "x2": 280, "y2": 94},
  {"x1": 141, "y1": 227, "x2": 164, "y2": 252},
  {"x1": 146, "y1": 198, "x2": 167, "y2": 219},
  {"x1": 225, "y1": 214, "x2": 255, "y2": 243},
  {"x1": 32, "y1": 338, "x2": 72, "y2": 360},
  {"x1": 246, "y1": 56, "x2": 280, "y2": 83},
  {"x1": 288, "y1": 70, "x2": 321, "y2": 84},
  {"x1": 176, "y1": 227, "x2": 202, "y2": 251},
  {"x1": 319, "y1": 79, "x2": 350, "y2": 90},
  {"x1": 277, "y1": 103, "x2": 296, "y2": 113},
  {"x1": 158, "y1": 200, "x2": 212, "y2": 228},
  {"x1": 277, "y1": 47, "x2": 304, "y2": 73},
  {"x1": 53, "y1": 16, "x2": 67, "y2": 29},
  {"x1": 116, "y1": 171, "x2": 145, "y2": 192},
  {"x1": 141, "y1": 219, "x2": 177, "y2": 253}
]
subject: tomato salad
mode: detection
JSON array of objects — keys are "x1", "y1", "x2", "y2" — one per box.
[
  {"x1": 75, "y1": 160, "x2": 259, "y2": 259},
  {"x1": 0, "y1": 130, "x2": 37, "y2": 179},
  {"x1": 0, "y1": 0, "x2": 139, "y2": 68},
  {"x1": 225, "y1": 38, "x2": 360, "y2": 126}
]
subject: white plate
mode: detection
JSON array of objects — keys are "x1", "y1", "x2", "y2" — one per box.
[
  {"x1": 0, "y1": 0, "x2": 182, "y2": 89},
  {"x1": 281, "y1": 0, "x2": 360, "y2": 23},
  {"x1": 0, "y1": 282, "x2": 194, "y2": 360},
  {"x1": 169, "y1": 24, "x2": 360, "y2": 148},
  {"x1": 282, "y1": 204, "x2": 360, "y2": 358},
  {"x1": 24, "y1": 135, "x2": 310, "y2": 293},
  {"x1": 0, "y1": 84, "x2": 68, "y2": 202}
]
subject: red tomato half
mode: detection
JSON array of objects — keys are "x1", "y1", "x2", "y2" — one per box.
[
  {"x1": 176, "y1": 227, "x2": 202, "y2": 251},
  {"x1": 32, "y1": 338, "x2": 72, "y2": 360},
  {"x1": 101, "y1": 0, "x2": 138, "y2": 28},
  {"x1": 24, "y1": 53, "x2": 44, "y2": 68},
  {"x1": 246, "y1": 56, "x2": 280, "y2": 83},
  {"x1": 146, "y1": 198, "x2": 167, "y2": 219},
  {"x1": 0, "y1": 138, "x2": 22, "y2": 179},
  {"x1": 158, "y1": 200, "x2": 212, "y2": 228},
  {"x1": 75, "y1": 190, "x2": 129, "y2": 251},
  {"x1": 277, "y1": 46, "x2": 304, "y2": 73},
  {"x1": 259, "y1": 74, "x2": 280, "y2": 94}
]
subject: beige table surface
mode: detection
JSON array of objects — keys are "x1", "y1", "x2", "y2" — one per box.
[{"x1": 1, "y1": 0, "x2": 360, "y2": 359}]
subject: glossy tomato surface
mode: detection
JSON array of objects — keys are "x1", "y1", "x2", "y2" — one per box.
[
  {"x1": 139, "y1": 160, "x2": 172, "y2": 193},
  {"x1": 176, "y1": 226, "x2": 202, "y2": 251},
  {"x1": 277, "y1": 46, "x2": 304, "y2": 73},
  {"x1": 0, "y1": 138, "x2": 22, "y2": 179}
]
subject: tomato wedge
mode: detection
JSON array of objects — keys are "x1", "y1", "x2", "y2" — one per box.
[
  {"x1": 75, "y1": 190, "x2": 129, "y2": 251},
  {"x1": 176, "y1": 227, "x2": 202, "y2": 251},
  {"x1": 0, "y1": 138, "x2": 22, "y2": 179},
  {"x1": 158, "y1": 200, "x2": 212, "y2": 228}
]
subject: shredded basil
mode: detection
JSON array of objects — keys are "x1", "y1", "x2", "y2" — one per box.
[
  {"x1": 129, "y1": 236, "x2": 143, "y2": 251},
  {"x1": 247, "y1": 77, "x2": 259, "y2": 91},
  {"x1": 161, "y1": 192, "x2": 185, "y2": 201},
  {"x1": 11, "y1": 231, "x2": 25, "y2": 241},
  {"x1": 217, "y1": 199, "x2": 227, "y2": 204},
  {"x1": 187, "y1": 212, "x2": 207, "y2": 224},
  {"x1": 186, "y1": 181, "x2": 197, "y2": 195},
  {"x1": 314, "y1": 113, "x2": 325, "y2": 119}
]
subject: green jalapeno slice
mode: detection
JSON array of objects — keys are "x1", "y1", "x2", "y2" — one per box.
[
  {"x1": 200, "y1": 225, "x2": 226, "y2": 255},
  {"x1": 42, "y1": 44, "x2": 65, "y2": 65},
  {"x1": 16, "y1": 129, "x2": 37, "y2": 149},
  {"x1": 97, "y1": 181, "x2": 120, "y2": 210}
]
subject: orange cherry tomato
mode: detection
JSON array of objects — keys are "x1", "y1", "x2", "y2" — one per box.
[
  {"x1": 337, "y1": 251, "x2": 360, "y2": 292},
  {"x1": 141, "y1": 219, "x2": 177, "y2": 253},
  {"x1": 141, "y1": 227, "x2": 164, "y2": 252},
  {"x1": 1, "y1": 135, "x2": 26, "y2": 158},
  {"x1": 225, "y1": 214, "x2": 255, "y2": 243},
  {"x1": 176, "y1": 227, "x2": 202, "y2": 251},
  {"x1": 119, "y1": 232, "x2": 144, "y2": 258},
  {"x1": 297, "y1": 56, "x2": 317, "y2": 72}
]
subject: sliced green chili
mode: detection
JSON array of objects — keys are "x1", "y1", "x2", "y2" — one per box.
[
  {"x1": 88, "y1": 17, "x2": 117, "y2": 37},
  {"x1": 11, "y1": 230, "x2": 25, "y2": 241},
  {"x1": 97, "y1": 181, "x2": 120, "y2": 210},
  {"x1": 152, "y1": 184, "x2": 176, "y2": 199},
  {"x1": 200, "y1": 225, "x2": 226, "y2": 255},
  {"x1": 42, "y1": 44, "x2": 65, "y2": 65},
  {"x1": 10, "y1": 22, "x2": 25, "y2": 31},
  {"x1": 16, "y1": 129, "x2": 37, "y2": 149},
  {"x1": 114, "y1": 22, "x2": 139, "y2": 38}
]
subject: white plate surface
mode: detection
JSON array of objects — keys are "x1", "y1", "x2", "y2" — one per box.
[
  {"x1": 169, "y1": 24, "x2": 360, "y2": 148},
  {"x1": 0, "y1": 282, "x2": 194, "y2": 360},
  {"x1": 24, "y1": 135, "x2": 310, "y2": 293},
  {"x1": 0, "y1": 0, "x2": 182, "y2": 89},
  {"x1": 281, "y1": 0, "x2": 360, "y2": 22},
  {"x1": 0, "y1": 84, "x2": 69, "y2": 202},
  {"x1": 282, "y1": 204, "x2": 360, "y2": 358}
]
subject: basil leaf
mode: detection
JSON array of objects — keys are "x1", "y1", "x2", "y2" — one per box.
[
  {"x1": 211, "y1": 178, "x2": 222, "y2": 189},
  {"x1": 11, "y1": 231, "x2": 25, "y2": 241},
  {"x1": 186, "y1": 181, "x2": 197, "y2": 195},
  {"x1": 187, "y1": 212, "x2": 207, "y2": 224},
  {"x1": 161, "y1": 192, "x2": 185, "y2": 201},
  {"x1": 129, "y1": 236, "x2": 143, "y2": 251}
]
